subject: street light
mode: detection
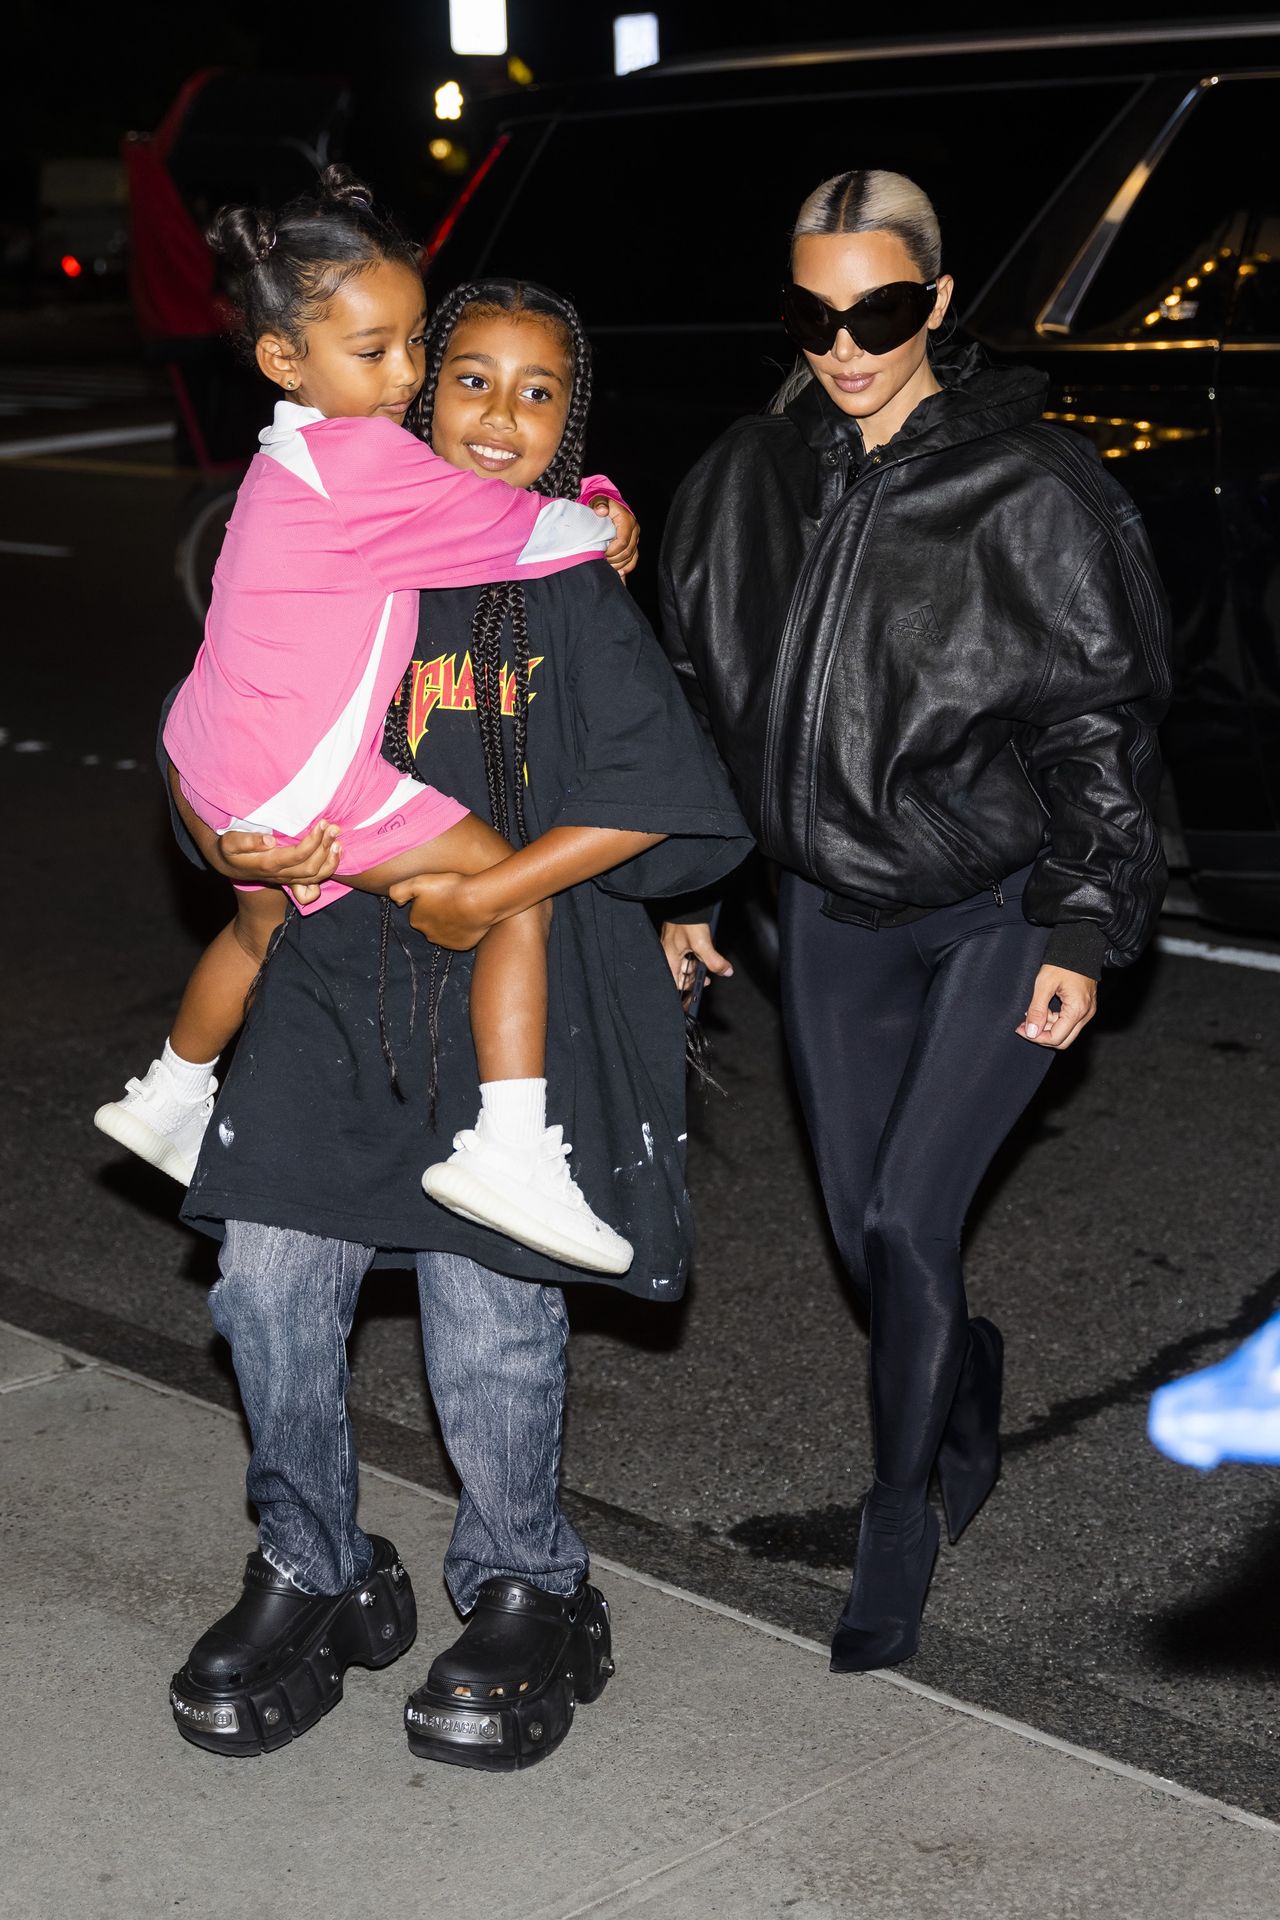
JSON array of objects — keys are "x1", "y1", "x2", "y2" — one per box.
[
  {"x1": 614, "y1": 13, "x2": 659, "y2": 76},
  {"x1": 434, "y1": 81, "x2": 465, "y2": 122},
  {"x1": 449, "y1": 0, "x2": 507, "y2": 57}
]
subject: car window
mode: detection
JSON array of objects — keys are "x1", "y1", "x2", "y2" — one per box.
[
  {"x1": 448, "y1": 82, "x2": 1133, "y2": 332},
  {"x1": 1073, "y1": 78, "x2": 1277, "y2": 339},
  {"x1": 1227, "y1": 214, "x2": 1280, "y2": 338}
]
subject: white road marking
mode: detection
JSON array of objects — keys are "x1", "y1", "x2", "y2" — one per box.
[
  {"x1": 12, "y1": 740, "x2": 49, "y2": 753},
  {"x1": 0, "y1": 539, "x2": 72, "y2": 557},
  {"x1": 0, "y1": 397, "x2": 84, "y2": 415},
  {"x1": 0, "y1": 422, "x2": 176, "y2": 460},
  {"x1": 1156, "y1": 934, "x2": 1280, "y2": 975}
]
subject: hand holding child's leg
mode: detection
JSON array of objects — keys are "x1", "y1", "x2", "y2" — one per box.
[{"x1": 351, "y1": 819, "x2": 631, "y2": 1274}]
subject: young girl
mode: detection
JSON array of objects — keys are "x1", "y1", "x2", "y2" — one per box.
[
  {"x1": 94, "y1": 166, "x2": 638, "y2": 1275},
  {"x1": 164, "y1": 279, "x2": 748, "y2": 1769}
]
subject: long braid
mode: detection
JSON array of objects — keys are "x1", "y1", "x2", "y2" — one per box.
[
  {"x1": 377, "y1": 287, "x2": 480, "y2": 1107},
  {"x1": 471, "y1": 582, "x2": 513, "y2": 840},
  {"x1": 412, "y1": 278, "x2": 593, "y2": 855},
  {"x1": 376, "y1": 279, "x2": 594, "y2": 1106},
  {"x1": 474, "y1": 291, "x2": 594, "y2": 848},
  {"x1": 364, "y1": 663, "x2": 422, "y2": 1103},
  {"x1": 508, "y1": 590, "x2": 532, "y2": 847}
]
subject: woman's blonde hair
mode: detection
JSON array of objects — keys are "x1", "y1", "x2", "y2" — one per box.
[{"x1": 770, "y1": 168, "x2": 942, "y2": 412}]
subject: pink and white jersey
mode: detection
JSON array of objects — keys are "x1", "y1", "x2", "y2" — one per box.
[{"x1": 163, "y1": 401, "x2": 617, "y2": 846}]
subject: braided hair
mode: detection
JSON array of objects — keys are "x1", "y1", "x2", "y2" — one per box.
[
  {"x1": 385, "y1": 278, "x2": 592, "y2": 830},
  {"x1": 379, "y1": 280, "x2": 593, "y2": 1104}
]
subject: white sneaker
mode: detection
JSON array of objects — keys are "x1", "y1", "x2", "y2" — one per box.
[
  {"x1": 93, "y1": 1057, "x2": 217, "y2": 1186},
  {"x1": 422, "y1": 1119, "x2": 633, "y2": 1275}
]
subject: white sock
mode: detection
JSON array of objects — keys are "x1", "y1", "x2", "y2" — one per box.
[
  {"x1": 161, "y1": 1037, "x2": 219, "y2": 1100},
  {"x1": 478, "y1": 1077, "x2": 547, "y2": 1146}
]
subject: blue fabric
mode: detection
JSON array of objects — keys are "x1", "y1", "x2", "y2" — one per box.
[
  {"x1": 211, "y1": 1220, "x2": 587, "y2": 1605},
  {"x1": 1149, "y1": 1310, "x2": 1280, "y2": 1469}
]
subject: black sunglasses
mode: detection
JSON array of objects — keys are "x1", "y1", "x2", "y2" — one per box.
[{"x1": 781, "y1": 278, "x2": 939, "y2": 356}]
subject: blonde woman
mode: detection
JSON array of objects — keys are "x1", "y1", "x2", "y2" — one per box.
[{"x1": 660, "y1": 170, "x2": 1170, "y2": 1672}]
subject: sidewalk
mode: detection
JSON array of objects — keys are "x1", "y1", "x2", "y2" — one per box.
[{"x1": 3, "y1": 1319, "x2": 1277, "y2": 1920}]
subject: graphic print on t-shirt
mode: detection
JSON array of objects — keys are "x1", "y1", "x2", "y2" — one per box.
[{"x1": 402, "y1": 649, "x2": 544, "y2": 755}]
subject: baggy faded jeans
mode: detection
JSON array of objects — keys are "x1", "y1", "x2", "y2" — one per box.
[{"x1": 209, "y1": 1220, "x2": 588, "y2": 1609}]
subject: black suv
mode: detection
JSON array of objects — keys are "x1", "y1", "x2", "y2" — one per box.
[{"x1": 426, "y1": 23, "x2": 1280, "y2": 934}]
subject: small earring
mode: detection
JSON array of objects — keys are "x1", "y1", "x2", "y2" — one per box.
[{"x1": 286, "y1": 379, "x2": 296, "y2": 390}]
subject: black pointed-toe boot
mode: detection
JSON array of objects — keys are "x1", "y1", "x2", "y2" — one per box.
[
  {"x1": 404, "y1": 1577, "x2": 613, "y2": 1772},
  {"x1": 935, "y1": 1317, "x2": 1004, "y2": 1544},
  {"x1": 830, "y1": 1484, "x2": 940, "y2": 1674},
  {"x1": 170, "y1": 1535, "x2": 416, "y2": 1756}
]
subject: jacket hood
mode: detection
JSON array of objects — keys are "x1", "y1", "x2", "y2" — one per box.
[{"x1": 785, "y1": 336, "x2": 1048, "y2": 468}]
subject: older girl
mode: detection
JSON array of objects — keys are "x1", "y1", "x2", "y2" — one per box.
[
  {"x1": 96, "y1": 167, "x2": 637, "y2": 1274},
  {"x1": 164, "y1": 277, "x2": 748, "y2": 1769}
]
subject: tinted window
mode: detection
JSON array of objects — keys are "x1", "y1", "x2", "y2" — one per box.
[
  {"x1": 1227, "y1": 214, "x2": 1280, "y2": 338},
  {"x1": 1074, "y1": 79, "x2": 1279, "y2": 338},
  {"x1": 441, "y1": 82, "x2": 1132, "y2": 331}
]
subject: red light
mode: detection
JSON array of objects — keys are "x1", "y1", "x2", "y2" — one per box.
[
  {"x1": 423, "y1": 133, "x2": 511, "y2": 263},
  {"x1": 60, "y1": 254, "x2": 83, "y2": 278}
]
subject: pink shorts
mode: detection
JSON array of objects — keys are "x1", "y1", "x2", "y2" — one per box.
[{"x1": 179, "y1": 774, "x2": 470, "y2": 916}]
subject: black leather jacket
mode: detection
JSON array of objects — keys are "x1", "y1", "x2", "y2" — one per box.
[{"x1": 658, "y1": 342, "x2": 1172, "y2": 974}]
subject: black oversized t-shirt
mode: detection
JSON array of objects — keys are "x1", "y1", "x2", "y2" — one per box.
[{"x1": 179, "y1": 559, "x2": 750, "y2": 1300}]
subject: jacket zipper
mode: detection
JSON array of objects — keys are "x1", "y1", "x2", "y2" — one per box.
[
  {"x1": 760, "y1": 481, "x2": 867, "y2": 849},
  {"x1": 762, "y1": 435, "x2": 910, "y2": 842},
  {"x1": 803, "y1": 485, "x2": 888, "y2": 860}
]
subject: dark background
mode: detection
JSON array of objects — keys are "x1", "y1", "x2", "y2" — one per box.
[{"x1": 8, "y1": 3, "x2": 1280, "y2": 243}]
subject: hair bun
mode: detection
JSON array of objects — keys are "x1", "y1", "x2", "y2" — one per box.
[
  {"x1": 317, "y1": 163, "x2": 374, "y2": 213},
  {"x1": 206, "y1": 204, "x2": 276, "y2": 273}
]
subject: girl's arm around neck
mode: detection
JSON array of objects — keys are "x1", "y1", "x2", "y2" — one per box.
[
  {"x1": 303, "y1": 415, "x2": 614, "y2": 589},
  {"x1": 389, "y1": 826, "x2": 663, "y2": 951}
]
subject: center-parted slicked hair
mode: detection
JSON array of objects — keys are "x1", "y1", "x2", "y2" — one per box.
[
  {"x1": 771, "y1": 168, "x2": 943, "y2": 412},
  {"x1": 377, "y1": 280, "x2": 592, "y2": 1105}
]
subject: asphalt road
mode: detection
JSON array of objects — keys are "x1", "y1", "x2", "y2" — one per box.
[{"x1": 3, "y1": 369, "x2": 1279, "y2": 1821}]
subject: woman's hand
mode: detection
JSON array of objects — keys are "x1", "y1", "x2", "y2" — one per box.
[
  {"x1": 590, "y1": 496, "x2": 639, "y2": 578},
  {"x1": 389, "y1": 872, "x2": 494, "y2": 951},
  {"x1": 1016, "y1": 964, "x2": 1098, "y2": 1049},
  {"x1": 660, "y1": 920, "x2": 734, "y2": 1002}
]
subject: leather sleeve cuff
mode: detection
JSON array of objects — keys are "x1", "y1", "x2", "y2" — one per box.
[{"x1": 1044, "y1": 921, "x2": 1107, "y2": 980}]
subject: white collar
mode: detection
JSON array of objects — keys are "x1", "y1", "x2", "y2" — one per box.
[{"x1": 259, "y1": 399, "x2": 327, "y2": 450}]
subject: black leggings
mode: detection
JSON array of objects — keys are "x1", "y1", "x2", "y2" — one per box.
[{"x1": 778, "y1": 866, "x2": 1055, "y2": 1495}]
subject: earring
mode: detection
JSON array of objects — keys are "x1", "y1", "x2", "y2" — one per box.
[{"x1": 286, "y1": 379, "x2": 296, "y2": 390}]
